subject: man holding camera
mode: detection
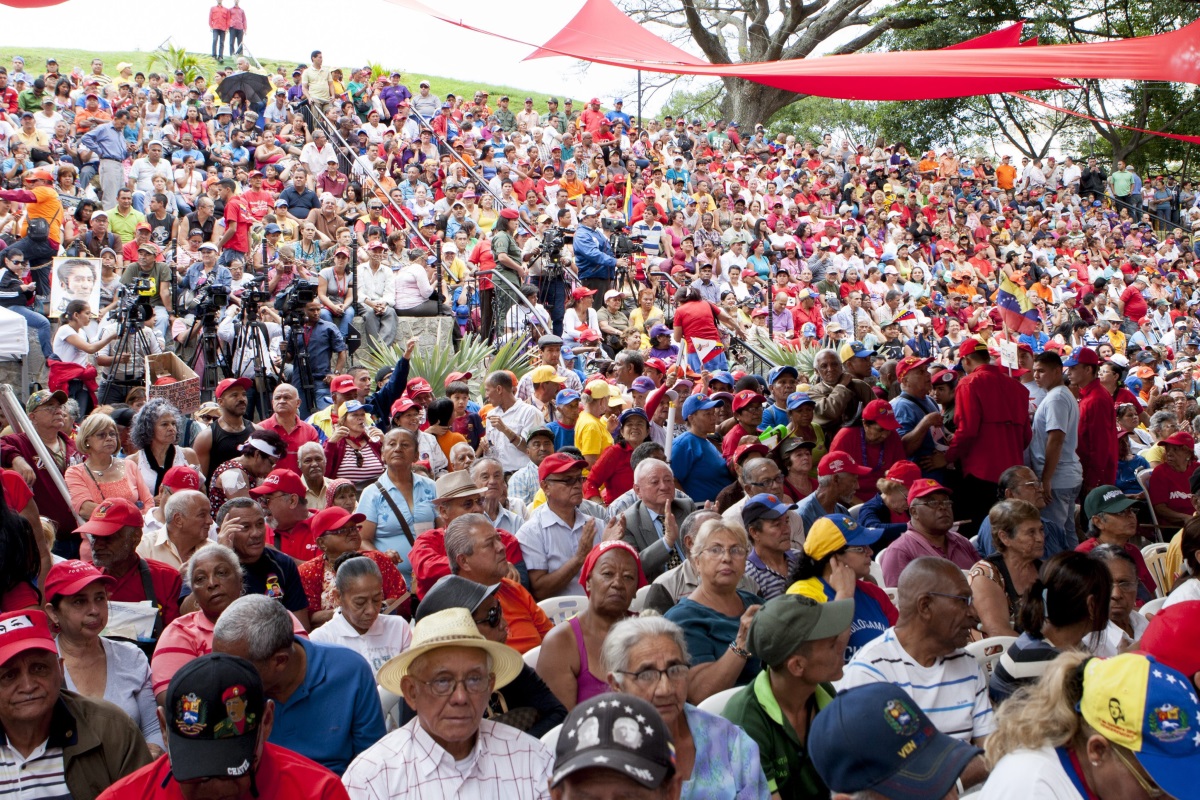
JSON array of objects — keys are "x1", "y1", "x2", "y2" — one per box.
[
  {"x1": 574, "y1": 205, "x2": 627, "y2": 310},
  {"x1": 287, "y1": 297, "x2": 347, "y2": 418},
  {"x1": 119, "y1": 241, "x2": 174, "y2": 343},
  {"x1": 524, "y1": 212, "x2": 571, "y2": 336}
]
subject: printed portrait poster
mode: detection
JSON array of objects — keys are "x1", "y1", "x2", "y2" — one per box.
[{"x1": 49, "y1": 257, "x2": 101, "y2": 319}]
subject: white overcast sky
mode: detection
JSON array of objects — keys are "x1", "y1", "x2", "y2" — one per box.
[{"x1": 1, "y1": 0, "x2": 670, "y2": 109}]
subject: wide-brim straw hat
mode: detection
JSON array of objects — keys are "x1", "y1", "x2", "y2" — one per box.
[{"x1": 376, "y1": 608, "x2": 523, "y2": 695}]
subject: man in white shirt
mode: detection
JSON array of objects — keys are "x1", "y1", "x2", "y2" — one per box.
[
  {"x1": 33, "y1": 96, "x2": 62, "y2": 138},
  {"x1": 838, "y1": 557, "x2": 993, "y2": 787},
  {"x1": 482, "y1": 370, "x2": 543, "y2": 474},
  {"x1": 357, "y1": 240, "x2": 396, "y2": 346},
  {"x1": 299, "y1": 129, "x2": 337, "y2": 181}
]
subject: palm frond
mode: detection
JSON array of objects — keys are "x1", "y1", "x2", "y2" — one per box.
[
  {"x1": 359, "y1": 333, "x2": 493, "y2": 395},
  {"x1": 487, "y1": 336, "x2": 534, "y2": 382},
  {"x1": 149, "y1": 46, "x2": 216, "y2": 84},
  {"x1": 747, "y1": 333, "x2": 820, "y2": 380}
]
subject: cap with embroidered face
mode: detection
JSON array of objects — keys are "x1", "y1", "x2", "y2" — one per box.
[
  {"x1": 818, "y1": 451, "x2": 872, "y2": 477},
  {"x1": 0, "y1": 610, "x2": 57, "y2": 668},
  {"x1": 550, "y1": 693, "x2": 676, "y2": 790}
]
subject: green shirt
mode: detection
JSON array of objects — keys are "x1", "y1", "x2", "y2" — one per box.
[
  {"x1": 493, "y1": 108, "x2": 516, "y2": 132},
  {"x1": 722, "y1": 670, "x2": 835, "y2": 800},
  {"x1": 1111, "y1": 170, "x2": 1134, "y2": 197},
  {"x1": 120, "y1": 261, "x2": 173, "y2": 308},
  {"x1": 106, "y1": 207, "x2": 147, "y2": 244},
  {"x1": 17, "y1": 90, "x2": 45, "y2": 114}
]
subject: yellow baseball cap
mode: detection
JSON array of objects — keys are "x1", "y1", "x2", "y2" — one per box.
[{"x1": 530, "y1": 366, "x2": 566, "y2": 386}]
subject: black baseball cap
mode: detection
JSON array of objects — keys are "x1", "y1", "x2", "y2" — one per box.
[
  {"x1": 164, "y1": 654, "x2": 266, "y2": 782},
  {"x1": 551, "y1": 694, "x2": 676, "y2": 789}
]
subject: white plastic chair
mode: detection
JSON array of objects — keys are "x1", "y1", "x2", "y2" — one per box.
[
  {"x1": 884, "y1": 587, "x2": 899, "y2": 606},
  {"x1": 848, "y1": 503, "x2": 864, "y2": 520},
  {"x1": 538, "y1": 596, "x2": 587, "y2": 626},
  {"x1": 540, "y1": 723, "x2": 563, "y2": 750},
  {"x1": 1144, "y1": 550, "x2": 1172, "y2": 598},
  {"x1": 1142, "y1": 542, "x2": 1170, "y2": 559},
  {"x1": 523, "y1": 645, "x2": 541, "y2": 671},
  {"x1": 1136, "y1": 469, "x2": 1162, "y2": 541},
  {"x1": 630, "y1": 584, "x2": 651, "y2": 614},
  {"x1": 378, "y1": 685, "x2": 403, "y2": 732},
  {"x1": 965, "y1": 636, "x2": 1017, "y2": 677},
  {"x1": 868, "y1": 560, "x2": 884, "y2": 588},
  {"x1": 1141, "y1": 596, "x2": 1168, "y2": 618},
  {"x1": 696, "y1": 686, "x2": 741, "y2": 716}
]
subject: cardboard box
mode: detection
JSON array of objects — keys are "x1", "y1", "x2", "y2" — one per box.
[{"x1": 145, "y1": 352, "x2": 201, "y2": 414}]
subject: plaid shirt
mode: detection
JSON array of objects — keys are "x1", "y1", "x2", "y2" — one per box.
[{"x1": 508, "y1": 462, "x2": 540, "y2": 506}]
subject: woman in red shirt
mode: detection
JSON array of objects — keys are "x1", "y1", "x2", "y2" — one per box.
[
  {"x1": 829, "y1": 400, "x2": 909, "y2": 503},
  {"x1": 584, "y1": 408, "x2": 649, "y2": 505}
]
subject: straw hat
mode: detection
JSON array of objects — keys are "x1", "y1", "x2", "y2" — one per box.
[{"x1": 376, "y1": 608, "x2": 523, "y2": 695}]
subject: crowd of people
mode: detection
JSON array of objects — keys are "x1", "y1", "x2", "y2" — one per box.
[{"x1": 0, "y1": 47, "x2": 1199, "y2": 800}]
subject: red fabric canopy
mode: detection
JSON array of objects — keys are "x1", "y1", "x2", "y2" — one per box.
[
  {"x1": 525, "y1": 0, "x2": 705, "y2": 65},
  {"x1": 0, "y1": 0, "x2": 68, "y2": 5}
]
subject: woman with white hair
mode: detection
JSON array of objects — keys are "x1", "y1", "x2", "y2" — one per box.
[
  {"x1": 601, "y1": 616, "x2": 770, "y2": 799},
  {"x1": 125, "y1": 398, "x2": 201, "y2": 496},
  {"x1": 664, "y1": 518, "x2": 764, "y2": 703}
]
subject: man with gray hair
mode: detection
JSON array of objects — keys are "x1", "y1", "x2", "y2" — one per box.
[
  {"x1": 482, "y1": 370, "x2": 543, "y2": 474},
  {"x1": 212, "y1": 594, "x2": 385, "y2": 775},
  {"x1": 622, "y1": 458, "x2": 696, "y2": 580},
  {"x1": 445, "y1": 513, "x2": 552, "y2": 654},
  {"x1": 807, "y1": 347, "x2": 876, "y2": 439},
  {"x1": 136, "y1": 488, "x2": 212, "y2": 570},
  {"x1": 642, "y1": 510, "x2": 759, "y2": 614},
  {"x1": 722, "y1": 457, "x2": 804, "y2": 548},
  {"x1": 298, "y1": 441, "x2": 332, "y2": 509}
]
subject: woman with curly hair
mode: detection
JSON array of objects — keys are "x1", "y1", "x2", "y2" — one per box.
[{"x1": 124, "y1": 398, "x2": 201, "y2": 497}]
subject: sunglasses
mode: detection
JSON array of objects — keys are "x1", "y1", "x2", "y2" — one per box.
[{"x1": 474, "y1": 602, "x2": 502, "y2": 628}]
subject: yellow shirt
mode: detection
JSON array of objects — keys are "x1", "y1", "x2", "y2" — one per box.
[{"x1": 575, "y1": 410, "x2": 612, "y2": 457}]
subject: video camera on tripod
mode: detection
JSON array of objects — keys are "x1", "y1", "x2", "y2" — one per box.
[
  {"x1": 537, "y1": 225, "x2": 574, "y2": 278},
  {"x1": 192, "y1": 283, "x2": 229, "y2": 324},
  {"x1": 274, "y1": 278, "x2": 318, "y2": 321},
  {"x1": 601, "y1": 217, "x2": 644, "y2": 259}
]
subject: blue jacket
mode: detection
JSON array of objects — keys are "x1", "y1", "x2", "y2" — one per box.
[
  {"x1": 574, "y1": 223, "x2": 617, "y2": 281},
  {"x1": 180, "y1": 262, "x2": 232, "y2": 292}
]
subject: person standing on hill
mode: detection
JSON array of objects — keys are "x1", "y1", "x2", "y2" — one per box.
[{"x1": 209, "y1": 0, "x2": 230, "y2": 63}]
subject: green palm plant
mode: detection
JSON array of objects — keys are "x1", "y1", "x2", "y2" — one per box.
[
  {"x1": 149, "y1": 45, "x2": 215, "y2": 84},
  {"x1": 358, "y1": 333, "x2": 494, "y2": 396},
  {"x1": 746, "y1": 331, "x2": 820, "y2": 381}
]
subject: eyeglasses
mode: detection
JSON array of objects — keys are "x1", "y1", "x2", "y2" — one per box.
[
  {"x1": 473, "y1": 603, "x2": 502, "y2": 628},
  {"x1": 843, "y1": 545, "x2": 871, "y2": 554},
  {"x1": 545, "y1": 475, "x2": 585, "y2": 486},
  {"x1": 746, "y1": 475, "x2": 784, "y2": 489},
  {"x1": 1113, "y1": 745, "x2": 1165, "y2": 798},
  {"x1": 911, "y1": 500, "x2": 953, "y2": 510},
  {"x1": 418, "y1": 672, "x2": 492, "y2": 697},
  {"x1": 928, "y1": 591, "x2": 974, "y2": 607},
  {"x1": 1112, "y1": 579, "x2": 1139, "y2": 593},
  {"x1": 700, "y1": 545, "x2": 748, "y2": 560},
  {"x1": 618, "y1": 664, "x2": 690, "y2": 688}
]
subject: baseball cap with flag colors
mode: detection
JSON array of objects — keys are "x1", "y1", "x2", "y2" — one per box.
[{"x1": 1078, "y1": 653, "x2": 1200, "y2": 799}]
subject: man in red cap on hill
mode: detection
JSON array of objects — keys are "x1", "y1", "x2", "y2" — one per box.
[
  {"x1": 79, "y1": 497, "x2": 183, "y2": 635},
  {"x1": 1065, "y1": 346, "x2": 1117, "y2": 494},
  {"x1": 943, "y1": 339, "x2": 1031, "y2": 536},
  {"x1": 250, "y1": 469, "x2": 317, "y2": 561}
]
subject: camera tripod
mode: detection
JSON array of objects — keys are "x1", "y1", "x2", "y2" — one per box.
[
  {"x1": 226, "y1": 304, "x2": 281, "y2": 420},
  {"x1": 185, "y1": 310, "x2": 227, "y2": 403},
  {"x1": 98, "y1": 301, "x2": 159, "y2": 406},
  {"x1": 283, "y1": 313, "x2": 316, "y2": 414}
]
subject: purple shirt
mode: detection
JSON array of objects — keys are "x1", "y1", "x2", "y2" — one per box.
[
  {"x1": 878, "y1": 526, "x2": 981, "y2": 587},
  {"x1": 770, "y1": 309, "x2": 794, "y2": 334}
]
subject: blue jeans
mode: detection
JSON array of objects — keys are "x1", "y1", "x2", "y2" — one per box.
[
  {"x1": 320, "y1": 305, "x2": 356, "y2": 339},
  {"x1": 535, "y1": 276, "x2": 566, "y2": 336},
  {"x1": 152, "y1": 305, "x2": 170, "y2": 343},
  {"x1": 1044, "y1": 484, "x2": 1081, "y2": 550},
  {"x1": 9, "y1": 305, "x2": 52, "y2": 359},
  {"x1": 294, "y1": 378, "x2": 331, "y2": 420},
  {"x1": 687, "y1": 351, "x2": 728, "y2": 373}
]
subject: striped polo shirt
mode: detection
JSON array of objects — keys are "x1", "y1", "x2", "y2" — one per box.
[{"x1": 0, "y1": 739, "x2": 69, "y2": 799}]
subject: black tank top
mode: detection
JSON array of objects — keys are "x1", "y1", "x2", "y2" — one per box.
[{"x1": 207, "y1": 419, "x2": 254, "y2": 483}]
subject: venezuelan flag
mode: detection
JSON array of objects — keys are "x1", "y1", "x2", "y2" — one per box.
[
  {"x1": 997, "y1": 274, "x2": 1041, "y2": 335},
  {"x1": 893, "y1": 308, "x2": 917, "y2": 323},
  {"x1": 623, "y1": 173, "x2": 634, "y2": 220}
]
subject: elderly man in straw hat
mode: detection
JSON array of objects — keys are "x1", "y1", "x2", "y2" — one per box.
[{"x1": 342, "y1": 608, "x2": 554, "y2": 799}]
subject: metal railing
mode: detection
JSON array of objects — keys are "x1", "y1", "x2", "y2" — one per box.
[{"x1": 726, "y1": 333, "x2": 779, "y2": 377}]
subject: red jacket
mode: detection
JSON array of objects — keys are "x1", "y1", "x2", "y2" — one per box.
[
  {"x1": 48, "y1": 360, "x2": 98, "y2": 406},
  {"x1": 408, "y1": 527, "x2": 525, "y2": 599},
  {"x1": 209, "y1": 4, "x2": 230, "y2": 29},
  {"x1": 1076, "y1": 379, "x2": 1118, "y2": 492},
  {"x1": 944, "y1": 363, "x2": 1031, "y2": 483}
]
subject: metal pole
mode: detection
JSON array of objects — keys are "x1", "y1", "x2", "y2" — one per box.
[{"x1": 637, "y1": 71, "x2": 642, "y2": 133}]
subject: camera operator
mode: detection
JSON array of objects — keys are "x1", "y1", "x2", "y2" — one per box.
[
  {"x1": 119, "y1": 241, "x2": 174, "y2": 342},
  {"x1": 524, "y1": 212, "x2": 572, "y2": 336},
  {"x1": 218, "y1": 296, "x2": 284, "y2": 413},
  {"x1": 179, "y1": 242, "x2": 232, "y2": 314},
  {"x1": 285, "y1": 297, "x2": 347, "y2": 418},
  {"x1": 95, "y1": 291, "x2": 165, "y2": 406},
  {"x1": 574, "y1": 204, "x2": 628, "y2": 310}
]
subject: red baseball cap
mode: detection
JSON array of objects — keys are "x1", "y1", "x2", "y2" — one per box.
[
  {"x1": 907, "y1": 478, "x2": 952, "y2": 506},
  {"x1": 43, "y1": 560, "x2": 115, "y2": 601},
  {"x1": 571, "y1": 286, "x2": 597, "y2": 301},
  {"x1": 310, "y1": 506, "x2": 366, "y2": 537},
  {"x1": 390, "y1": 397, "x2": 418, "y2": 417},
  {"x1": 1139, "y1": 600, "x2": 1200, "y2": 680},
  {"x1": 249, "y1": 469, "x2": 307, "y2": 497},
  {"x1": 863, "y1": 399, "x2": 900, "y2": 431},
  {"x1": 958, "y1": 339, "x2": 989, "y2": 360},
  {"x1": 162, "y1": 466, "x2": 202, "y2": 492},
  {"x1": 931, "y1": 369, "x2": 957, "y2": 386},
  {"x1": 406, "y1": 378, "x2": 434, "y2": 398},
  {"x1": 0, "y1": 611, "x2": 57, "y2": 667},
  {"x1": 644, "y1": 358, "x2": 669, "y2": 373},
  {"x1": 445, "y1": 371, "x2": 472, "y2": 386},
  {"x1": 76, "y1": 497, "x2": 143, "y2": 537},
  {"x1": 329, "y1": 374, "x2": 357, "y2": 395},
  {"x1": 732, "y1": 390, "x2": 765, "y2": 413},
  {"x1": 538, "y1": 452, "x2": 586, "y2": 482},
  {"x1": 817, "y1": 451, "x2": 872, "y2": 477},
  {"x1": 215, "y1": 377, "x2": 252, "y2": 399},
  {"x1": 884, "y1": 460, "x2": 923, "y2": 488},
  {"x1": 1161, "y1": 431, "x2": 1196, "y2": 450},
  {"x1": 730, "y1": 441, "x2": 770, "y2": 468},
  {"x1": 895, "y1": 356, "x2": 932, "y2": 380}
]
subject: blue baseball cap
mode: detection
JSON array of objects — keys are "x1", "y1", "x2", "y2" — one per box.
[
  {"x1": 786, "y1": 391, "x2": 815, "y2": 411},
  {"x1": 708, "y1": 370, "x2": 734, "y2": 387},
  {"x1": 617, "y1": 408, "x2": 649, "y2": 427},
  {"x1": 341, "y1": 400, "x2": 368, "y2": 415},
  {"x1": 846, "y1": 341, "x2": 875, "y2": 359},
  {"x1": 630, "y1": 376, "x2": 656, "y2": 394},
  {"x1": 768, "y1": 365, "x2": 799, "y2": 385},
  {"x1": 741, "y1": 493, "x2": 797, "y2": 526},
  {"x1": 681, "y1": 394, "x2": 722, "y2": 420},
  {"x1": 555, "y1": 389, "x2": 581, "y2": 405},
  {"x1": 809, "y1": 683, "x2": 981, "y2": 800},
  {"x1": 801, "y1": 322, "x2": 817, "y2": 337},
  {"x1": 1125, "y1": 376, "x2": 1144, "y2": 393},
  {"x1": 1063, "y1": 347, "x2": 1100, "y2": 368}
]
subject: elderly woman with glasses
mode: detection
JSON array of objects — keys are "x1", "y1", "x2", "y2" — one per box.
[
  {"x1": 969, "y1": 499, "x2": 1045, "y2": 639},
  {"x1": 299, "y1": 506, "x2": 409, "y2": 628},
  {"x1": 664, "y1": 519, "x2": 764, "y2": 703},
  {"x1": 65, "y1": 412, "x2": 155, "y2": 520},
  {"x1": 1083, "y1": 544, "x2": 1150, "y2": 657},
  {"x1": 538, "y1": 541, "x2": 644, "y2": 711},
  {"x1": 601, "y1": 616, "x2": 770, "y2": 800}
]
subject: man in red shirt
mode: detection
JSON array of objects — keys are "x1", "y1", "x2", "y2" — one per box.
[
  {"x1": 209, "y1": 0, "x2": 231, "y2": 62},
  {"x1": 249, "y1": 469, "x2": 317, "y2": 561},
  {"x1": 1118, "y1": 273, "x2": 1149, "y2": 327},
  {"x1": 78, "y1": 498, "x2": 182, "y2": 633},
  {"x1": 99, "y1": 652, "x2": 350, "y2": 800},
  {"x1": 790, "y1": 289, "x2": 825, "y2": 338},
  {"x1": 259, "y1": 383, "x2": 320, "y2": 473},
  {"x1": 217, "y1": 178, "x2": 253, "y2": 263},
  {"x1": 1065, "y1": 346, "x2": 1117, "y2": 495},
  {"x1": 944, "y1": 340, "x2": 1031, "y2": 536},
  {"x1": 242, "y1": 171, "x2": 275, "y2": 220},
  {"x1": 579, "y1": 97, "x2": 606, "y2": 136}
]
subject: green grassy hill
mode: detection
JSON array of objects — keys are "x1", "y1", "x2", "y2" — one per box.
[{"x1": 0, "y1": 45, "x2": 572, "y2": 107}]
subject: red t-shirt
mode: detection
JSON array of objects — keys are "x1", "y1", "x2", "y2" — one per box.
[
  {"x1": 242, "y1": 189, "x2": 275, "y2": 220},
  {"x1": 1149, "y1": 462, "x2": 1196, "y2": 517},
  {"x1": 673, "y1": 300, "x2": 723, "y2": 363},
  {"x1": 223, "y1": 195, "x2": 254, "y2": 253},
  {"x1": 103, "y1": 558, "x2": 183, "y2": 626},
  {"x1": 829, "y1": 426, "x2": 909, "y2": 502},
  {"x1": 1, "y1": 468, "x2": 32, "y2": 512},
  {"x1": 268, "y1": 517, "x2": 318, "y2": 562},
  {"x1": 1120, "y1": 285, "x2": 1148, "y2": 323}
]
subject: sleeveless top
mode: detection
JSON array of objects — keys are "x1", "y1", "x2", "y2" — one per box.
[
  {"x1": 569, "y1": 616, "x2": 608, "y2": 705},
  {"x1": 209, "y1": 460, "x2": 252, "y2": 519},
  {"x1": 207, "y1": 420, "x2": 253, "y2": 483},
  {"x1": 138, "y1": 444, "x2": 189, "y2": 496}
]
